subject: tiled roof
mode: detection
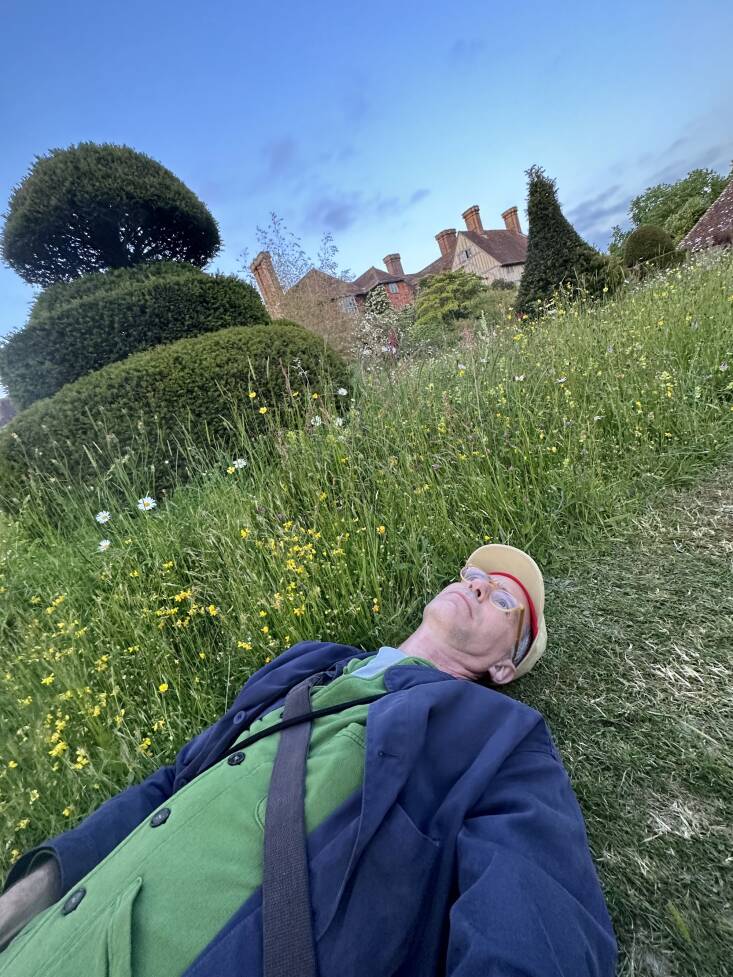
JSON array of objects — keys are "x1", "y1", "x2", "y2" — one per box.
[
  {"x1": 410, "y1": 250, "x2": 456, "y2": 281},
  {"x1": 462, "y1": 229, "x2": 528, "y2": 265},
  {"x1": 410, "y1": 228, "x2": 527, "y2": 281},
  {"x1": 287, "y1": 268, "x2": 355, "y2": 299},
  {"x1": 680, "y1": 181, "x2": 733, "y2": 251},
  {"x1": 349, "y1": 266, "x2": 404, "y2": 293}
]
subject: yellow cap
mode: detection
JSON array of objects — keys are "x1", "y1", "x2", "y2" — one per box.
[{"x1": 465, "y1": 544, "x2": 547, "y2": 679}]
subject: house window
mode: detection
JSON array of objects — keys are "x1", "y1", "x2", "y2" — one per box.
[
  {"x1": 340, "y1": 295, "x2": 358, "y2": 314},
  {"x1": 387, "y1": 283, "x2": 399, "y2": 293}
]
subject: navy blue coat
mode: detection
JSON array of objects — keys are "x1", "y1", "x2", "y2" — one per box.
[{"x1": 7, "y1": 641, "x2": 617, "y2": 976}]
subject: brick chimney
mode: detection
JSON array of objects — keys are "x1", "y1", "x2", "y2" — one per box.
[
  {"x1": 383, "y1": 253, "x2": 404, "y2": 277},
  {"x1": 501, "y1": 206, "x2": 522, "y2": 235},
  {"x1": 435, "y1": 228, "x2": 457, "y2": 257},
  {"x1": 462, "y1": 205, "x2": 483, "y2": 233},
  {"x1": 250, "y1": 251, "x2": 284, "y2": 316}
]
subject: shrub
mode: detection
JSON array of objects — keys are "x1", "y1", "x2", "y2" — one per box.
[
  {"x1": 0, "y1": 322, "x2": 349, "y2": 505},
  {"x1": 0, "y1": 263, "x2": 269, "y2": 409},
  {"x1": 490, "y1": 278, "x2": 516, "y2": 290},
  {"x1": 410, "y1": 271, "x2": 488, "y2": 346},
  {"x1": 515, "y1": 165, "x2": 617, "y2": 317},
  {"x1": 1, "y1": 143, "x2": 220, "y2": 285},
  {"x1": 624, "y1": 225, "x2": 683, "y2": 270}
]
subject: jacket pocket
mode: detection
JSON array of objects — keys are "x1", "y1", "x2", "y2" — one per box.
[
  {"x1": 102, "y1": 876, "x2": 142, "y2": 977},
  {"x1": 314, "y1": 801, "x2": 442, "y2": 977}
]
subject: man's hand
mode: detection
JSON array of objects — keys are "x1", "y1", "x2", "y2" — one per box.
[{"x1": 0, "y1": 857, "x2": 61, "y2": 952}]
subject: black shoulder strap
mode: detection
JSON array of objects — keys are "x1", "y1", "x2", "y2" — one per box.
[{"x1": 205, "y1": 691, "x2": 389, "y2": 773}]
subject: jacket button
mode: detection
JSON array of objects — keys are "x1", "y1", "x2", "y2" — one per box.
[
  {"x1": 233, "y1": 710, "x2": 246, "y2": 725},
  {"x1": 150, "y1": 807, "x2": 171, "y2": 827},
  {"x1": 227, "y1": 752, "x2": 245, "y2": 766},
  {"x1": 61, "y1": 888, "x2": 86, "y2": 915}
]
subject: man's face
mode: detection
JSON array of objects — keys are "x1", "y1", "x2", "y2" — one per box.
[{"x1": 422, "y1": 570, "x2": 527, "y2": 673}]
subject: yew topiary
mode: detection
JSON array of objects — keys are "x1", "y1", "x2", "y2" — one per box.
[
  {"x1": 0, "y1": 263, "x2": 268, "y2": 409},
  {"x1": 1, "y1": 143, "x2": 220, "y2": 285},
  {"x1": 0, "y1": 322, "x2": 349, "y2": 505}
]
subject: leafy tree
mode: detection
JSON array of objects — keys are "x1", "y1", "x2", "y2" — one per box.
[
  {"x1": 1, "y1": 143, "x2": 221, "y2": 285},
  {"x1": 411, "y1": 270, "x2": 487, "y2": 343},
  {"x1": 239, "y1": 212, "x2": 352, "y2": 290},
  {"x1": 515, "y1": 166, "x2": 612, "y2": 317},
  {"x1": 609, "y1": 167, "x2": 731, "y2": 254}
]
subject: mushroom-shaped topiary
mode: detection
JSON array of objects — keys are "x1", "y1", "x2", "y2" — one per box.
[{"x1": 1, "y1": 143, "x2": 221, "y2": 285}]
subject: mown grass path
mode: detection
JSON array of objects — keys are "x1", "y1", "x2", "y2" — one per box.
[{"x1": 513, "y1": 466, "x2": 733, "y2": 976}]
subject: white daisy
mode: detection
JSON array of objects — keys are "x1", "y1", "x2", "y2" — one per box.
[
  {"x1": 556, "y1": 376, "x2": 567, "y2": 384},
  {"x1": 99, "y1": 539, "x2": 111, "y2": 553},
  {"x1": 334, "y1": 417, "x2": 344, "y2": 427},
  {"x1": 232, "y1": 458, "x2": 248, "y2": 469},
  {"x1": 137, "y1": 496, "x2": 157, "y2": 511},
  {"x1": 95, "y1": 510, "x2": 111, "y2": 524},
  {"x1": 337, "y1": 388, "x2": 348, "y2": 396},
  {"x1": 310, "y1": 416, "x2": 322, "y2": 427}
]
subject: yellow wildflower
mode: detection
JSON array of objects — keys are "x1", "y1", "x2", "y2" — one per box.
[
  {"x1": 207, "y1": 604, "x2": 219, "y2": 617},
  {"x1": 16, "y1": 819, "x2": 30, "y2": 830},
  {"x1": 248, "y1": 390, "x2": 257, "y2": 399},
  {"x1": 63, "y1": 807, "x2": 73, "y2": 817},
  {"x1": 259, "y1": 406, "x2": 268, "y2": 414},
  {"x1": 8, "y1": 760, "x2": 18, "y2": 769},
  {"x1": 376, "y1": 525, "x2": 386, "y2": 536},
  {"x1": 41, "y1": 674, "x2": 55, "y2": 686},
  {"x1": 158, "y1": 682, "x2": 169, "y2": 693},
  {"x1": 237, "y1": 641, "x2": 253, "y2": 651}
]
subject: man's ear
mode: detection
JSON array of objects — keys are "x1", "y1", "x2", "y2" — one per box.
[{"x1": 487, "y1": 657, "x2": 517, "y2": 685}]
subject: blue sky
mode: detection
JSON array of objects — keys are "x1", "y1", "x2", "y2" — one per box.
[{"x1": 1, "y1": 0, "x2": 732, "y2": 339}]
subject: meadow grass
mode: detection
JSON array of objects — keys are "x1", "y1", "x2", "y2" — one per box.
[{"x1": 0, "y1": 250, "x2": 732, "y2": 975}]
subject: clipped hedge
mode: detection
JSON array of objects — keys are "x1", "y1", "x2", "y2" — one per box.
[
  {"x1": 0, "y1": 263, "x2": 268, "y2": 409},
  {"x1": 1, "y1": 142, "x2": 221, "y2": 286},
  {"x1": 0, "y1": 322, "x2": 349, "y2": 505},
  {"x1": 624, "y1": 225, "x2": 682, "y2": 270}
]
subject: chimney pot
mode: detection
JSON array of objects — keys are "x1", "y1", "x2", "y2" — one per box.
[
  {"x1": 462, "y1": 205, "x2": 483, "y2": 233},
  {"x1": 501, "y1": 206, "x2": 522, "y2": 235},
  {"x1": 435, "y1": 228, "x2": 457, "y2": 257},
  {"x1": 383, "y1": 253, "x2": 404, "y2": 277}
]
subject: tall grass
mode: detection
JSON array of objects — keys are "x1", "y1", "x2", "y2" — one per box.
[{"x1": 0, "y1": 251, "x2": 731, "y2": 971}]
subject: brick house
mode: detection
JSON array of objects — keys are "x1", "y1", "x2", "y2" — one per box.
[
  {"x1": 679, "y1": 180, "x2": 733, "y2": 251},
  {"x1": 250, "y1": 203, "x2": 527, "y2": 319}
]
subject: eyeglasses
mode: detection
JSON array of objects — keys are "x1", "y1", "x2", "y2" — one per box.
[{"x1": 458, "y1": 565, "x2": 527, "y2": 666}]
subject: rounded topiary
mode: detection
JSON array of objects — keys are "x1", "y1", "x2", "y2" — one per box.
[
  {"x1": 0, "y1": 263, "x2": 269, "y2": 409},
  {"x1": 624, "y1": 225, "x2": 680, "y2": 269},
  {"x1": 0, "y1": 323, "x2": 349, "y2": 504},
  {"x1": 1, "y1": 143, "x2": 221, "y2": 285}
]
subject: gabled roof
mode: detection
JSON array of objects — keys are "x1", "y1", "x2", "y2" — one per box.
[
  {"x1": 680, "y1": 181, "x2": 733, "y2": 251},
  {"x1": 287, "y1": 268, "x2": 355, "y2": 300},
  {"x1": 409, "y1": 227, "x2": 527, "y2": 281},
  {"x1": 410, "y1": 250, "x2": 456, "y2": 281},
  {"x1": 349, "y1": 266, "x2": 404, "y2": 293},
  {"x1": 461, "y1": 229, "x2": 528, "y2": 265}
]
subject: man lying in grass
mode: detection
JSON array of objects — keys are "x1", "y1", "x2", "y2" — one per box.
[{"x1": 0, "y1": 544, "x2": 616, "y2": 977}]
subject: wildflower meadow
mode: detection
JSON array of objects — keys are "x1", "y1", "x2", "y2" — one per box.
[{"x1": 1, "y1": 251, "x2": 732, "y2": 975}]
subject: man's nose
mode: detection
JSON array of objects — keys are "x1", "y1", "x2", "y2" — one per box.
[{"x1": 465, "y1": 580, "x2": 486, "y2": 601}]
